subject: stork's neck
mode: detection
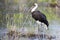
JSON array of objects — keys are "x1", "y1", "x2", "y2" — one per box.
[{"x1": 31, "y1": 4, "x2": 38, "y2": 12}]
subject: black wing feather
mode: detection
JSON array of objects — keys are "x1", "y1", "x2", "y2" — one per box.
[{"x1": 31, "y1": 11, "x2": 49, "y2": 26}]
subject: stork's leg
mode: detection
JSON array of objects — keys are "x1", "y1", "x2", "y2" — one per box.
[
  {"x1": 38, "y1": 22, "x2": 43, "y2": 40},
  {"x1": 39, "y1": 23, "x2": 45, "y2": 40},
  {"x1": 36, "y1": 21, "x2": 44, "y2": 40},
  {"x1": 36, "y1": 22, "x2": 41, "y2": 40},
  {"x1": 38, "y1": 25, "x2": 40, "y2": 40},
  {"x1": 41, "y1": 23, "x2": 45, "y2": 40}
]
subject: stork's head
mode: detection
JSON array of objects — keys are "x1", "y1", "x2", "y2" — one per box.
[
  {"x1": 34, "y1": 3, "x2": 38, "y2": 6},
  {"x1": 30, "y1": 3, "x2": 38, "y2": 12}
]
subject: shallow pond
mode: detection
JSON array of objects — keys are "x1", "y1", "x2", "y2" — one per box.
[{"x1": 0, "y1": 20, "x2": 60, "y2": 40}]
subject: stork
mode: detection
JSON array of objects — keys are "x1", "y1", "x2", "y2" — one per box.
[{"x1": 31, "y1": 3, "x2": 49, "y2": 30}]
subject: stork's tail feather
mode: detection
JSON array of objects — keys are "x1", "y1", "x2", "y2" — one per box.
[{"x1": 44, "y1": 20, "x2": 49, "y2": 27}]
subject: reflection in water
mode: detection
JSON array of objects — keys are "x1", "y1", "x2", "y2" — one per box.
[{"x1": 0, "y1": 20, "x2": 60, "y2": 40}]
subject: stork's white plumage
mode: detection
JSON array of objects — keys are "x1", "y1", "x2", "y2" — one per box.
[{"x1": 31, "y1": 3, "x2": 38, "y2": 12}]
